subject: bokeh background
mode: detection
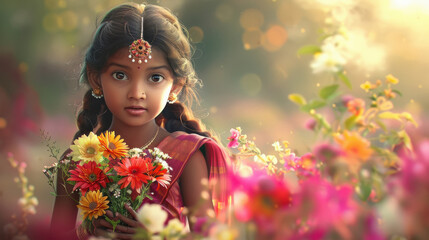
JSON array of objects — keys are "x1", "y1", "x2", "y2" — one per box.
[{"x1": 1, "y1": 0, "x2": 428, "y2": 237}]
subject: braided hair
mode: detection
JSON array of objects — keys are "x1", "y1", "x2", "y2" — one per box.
[{"x1": 74, "y1": 3, "x2": 214, "y2": 141}]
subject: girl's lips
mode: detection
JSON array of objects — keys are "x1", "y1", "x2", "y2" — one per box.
[{"x1": 124, "y1": 106, "x2": 147, "y2": 115}]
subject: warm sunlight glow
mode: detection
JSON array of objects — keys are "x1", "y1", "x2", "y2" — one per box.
[{"x1": 390, "y1": 0, "x2": 429, "y2": 11}]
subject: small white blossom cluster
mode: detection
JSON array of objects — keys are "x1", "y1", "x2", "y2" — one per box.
[
  {"x1": 129, "y1": 148, "x2": 144, "y2": 158},
  {"x1": 109, "y1": 183, "x2": 121, "y2": 198},
  {"x1": 149, "y1": 148, "x2": 172, "y2": 172}
]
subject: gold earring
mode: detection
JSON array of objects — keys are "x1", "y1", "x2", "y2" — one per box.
[
  {"x1": 92, "y1": 88, "x2": 103, "y2": 99},
  {"x1": 167, "y1": 92, "x2": 177, "y2": 104}
]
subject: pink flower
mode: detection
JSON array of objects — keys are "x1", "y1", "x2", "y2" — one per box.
[
  {"x1": 341, "y1": 94, "x2": 354, "y2": 107},
  {"x1": 305, "y1": 118, "x2": 317, "y2": 131},
  {"x1": 313, "y1": 143, "x2": 342, "y2": 163},
  {"x1": 233, "y1": 170, "x2": 291, "y2": 224},
  {"x1": 291, "y1": 175, "x2": 358, "y2": 238},
  {"x1": 227, "y1": 128, "x2": 240, "y2": 148}
]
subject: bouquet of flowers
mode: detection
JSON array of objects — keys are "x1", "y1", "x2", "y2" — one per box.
[{"x1": 43, "y1": 131, "x2": 172, "y2": 231}]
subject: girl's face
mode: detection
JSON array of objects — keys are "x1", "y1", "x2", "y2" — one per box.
[{"x1": 96, "y1": 47, "x2": 179, "y2": 129}]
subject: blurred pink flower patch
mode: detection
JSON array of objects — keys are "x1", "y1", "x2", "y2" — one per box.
[{"x1": 227, "y1": 128, "x2": 241, "y2": 148}]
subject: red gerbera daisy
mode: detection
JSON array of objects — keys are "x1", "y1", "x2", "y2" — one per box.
[
  {"x1": 148, "y1": 165, "x2": 172, "y2": 189},
  {"x1": 113, "y1": 156, "x2": 153, "y2": 193},
  {"x1": 68, "y1": 161, "x2": 109, "y2": 195}
]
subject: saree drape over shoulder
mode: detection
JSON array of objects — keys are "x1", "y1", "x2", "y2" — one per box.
[{"x1": 142, "y1": 131, "x2": 231, "y2": 224}]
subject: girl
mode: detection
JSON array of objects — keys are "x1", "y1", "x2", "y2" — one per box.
[{"x1": 50, "y1": 3, "x2": 230, "y2": 239}]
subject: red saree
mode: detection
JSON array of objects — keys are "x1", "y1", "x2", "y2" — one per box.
[{"x1": 142, "y1": 131, "x2": 231, "y2": 224}]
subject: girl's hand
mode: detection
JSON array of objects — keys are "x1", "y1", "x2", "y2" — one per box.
[{"x1": 95, "y1": 204, "x2": 142, "y2": 239}]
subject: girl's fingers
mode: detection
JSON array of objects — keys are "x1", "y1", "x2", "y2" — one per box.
[
  {"x1": 124, "y1": 203, "x2": 138, "y2": 220},
  {"x1": 113, "y1": 224, "x2": 136, "y2": 234},
  {"x1": 105, "y1": 210, "x2": 115, "y2": 220},
  {"x1": 115, "y1": 212, "x2": 140, "y2": 228},
  {"x1": 93, "y1": 227, "x2": 115, "y2": 239},
  {"x1": 93, "y1": 218, "x2": 113, "y2": 229}
]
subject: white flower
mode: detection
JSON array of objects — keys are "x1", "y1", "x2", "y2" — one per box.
[
  {"x1": 114, "y1": 189, "x2": 121, "y2": 198},
  {"x1": 137, "y1": 204, "x2": 168, "y2": 233},
  {"x1": 160, "y1": 219, "x2": 186, "y2": 240},
  {"x1": 310, "y1": 35, "x2": 348, "y2": 73},
  {"x1": 272, "y1": 141, "x2": 284, "y2": 152},
  {"x1": 128, "y1": 148, "x2": 143, "y2": 157}
]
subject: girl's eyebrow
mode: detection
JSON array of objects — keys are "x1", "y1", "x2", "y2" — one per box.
[
  {"x1": 106, "y1": 62, "x2": 130, "y2": 69},
  {"x1": 147, "y1": 65, "x2": 171, "y2": 71},
  {"x1": 105, "y1": 63, "x2": 170, "y2": 72}
]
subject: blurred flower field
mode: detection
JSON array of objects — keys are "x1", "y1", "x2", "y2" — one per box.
[{"x1": 1, "y1": 0, "x2": 429, "y2": 239}]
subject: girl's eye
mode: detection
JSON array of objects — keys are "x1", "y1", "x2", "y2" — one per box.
[
  {"x1": 149, "y1": 74, "x2": 165, "y2": 83},
  {"x1": 112, "y1": 72, "x2": 128, "y2": 80}
]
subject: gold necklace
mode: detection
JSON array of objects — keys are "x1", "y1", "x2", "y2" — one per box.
[{"x1": 141, "y1": 127, "x2": 160, "y2": 149}]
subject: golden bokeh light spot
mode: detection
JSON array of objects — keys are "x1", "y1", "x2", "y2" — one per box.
[
  {"x1": 189, "y1": 26, "x2": 204, "y2": 43},
  {"x1": 0, "y1": 118, "x2": 7, "y2": 129},
  {"x1": 242, "y1": 29, "x2": 263, "y2": 50},
  {"x1": 240, "y1": 73, "x2": 262, "y2": 96},
  {"x1": 262, "y1": 25, "x2": 288, "y2": 51},
  {"x1": 215, "y1": 3, "x2": 233, "y2": 22},
  {"x1": 240, "y1": 9, "x2": 264, "y2": 30},
  {"x1": 19, "y1": 62, "x2": 28, "y2": 73},
  {"x1": 418, "y1": 84, "x2": 422, "y2": 88},
  {"x1": 61, "y1": 11, "x2": 78, "y2": 31},
  {"x1": 43, "y1": 13, "x2": 61, "y2": 32},
  {"x1": 301, "y1": 28, "x2": 306, "y2": 33},
  {"x1": 316, "y1": 83, "x2": 320, "y2": 87}
]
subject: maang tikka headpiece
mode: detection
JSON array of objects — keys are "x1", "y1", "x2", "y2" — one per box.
[{"x1": 128, "y1": 17, "x2": 152, "y2": 64}]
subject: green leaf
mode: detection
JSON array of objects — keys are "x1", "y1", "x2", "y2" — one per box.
[
  {"x1": 392, "y1": 89, "x2": 402, "y2": 96},
  {"x1": 288, "y1": 93, "x2": 307, "y2": 106},
  {"x1": 375, "y1": 119, "x2": 387, "y2": 132},
  {"x1": 319, "y1": 84, "x2": 339, "y2": 100},
  {"x1": 337, "y1": 72, "x2": 352, "y2": 89},
  {"x1": 398, "y1": 130, "x2": 413, "y2": 150},
  {"x1": 105, "y1": 216, "x2": 120, "y2": 232},
  {"x1": 301, "y1": 100, "x2": 326, "y2": 112},
  {"x1": 359, "y1": 181, "x2": 372, "y2": 201},
  {"x1": 297, "y1": 45, "x2": 321, "y2": 55},
  {"x1": 344, "y1": 115, "x2": 358, "y2": 130}
]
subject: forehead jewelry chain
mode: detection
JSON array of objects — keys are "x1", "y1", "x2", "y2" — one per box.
[
  {"x1": 140, "y1": 126, "x2": 159, "y2": 150},
  {"x1": 129, "y1": 17, "x2": 152, "y2": 64}
]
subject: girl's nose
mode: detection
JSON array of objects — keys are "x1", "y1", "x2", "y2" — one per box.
[{"x1": 127, "y1": 80, "x2": 146, "y2": 100}]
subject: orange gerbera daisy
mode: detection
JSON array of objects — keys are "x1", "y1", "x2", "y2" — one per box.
[
  {"x1": 98, "y1": 131, "x2": 129, "y2": 159},
  {"x1": 114, "y1": 156, "x2": 153, "y2": 193},
  {"x1": 77, "y1": 190, "x2": 109, "y2": 220},
  {"x1": 334, "y1": 131, "x2": 373, "y2": 162}
]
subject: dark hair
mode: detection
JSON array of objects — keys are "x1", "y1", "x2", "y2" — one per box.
[{"x1": 74, "y1": 3, "x2": 214, "y2": 140}]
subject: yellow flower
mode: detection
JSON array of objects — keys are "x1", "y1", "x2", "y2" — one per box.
[
  {"x1": 77, "y1": 190, "x2": 109, "y2": 220},
  {"x1": 160, "y1": 219, "x2": 186, "y2": 240},
  {"x1": 334, "y1": 131, "x2": 373, "y2": 162},
  {"x1": 386, "y1": 74, "x2": 399, "y2": 84},
  {"x1": 360, "y1": 81, "x2": 374, "y2": 92},
  {"x1": 70, "y1": 132, "x2": 103, "y2": 164},
  {"x1": 98, "y1": 131, "x2": 129, "y2": 159}
]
